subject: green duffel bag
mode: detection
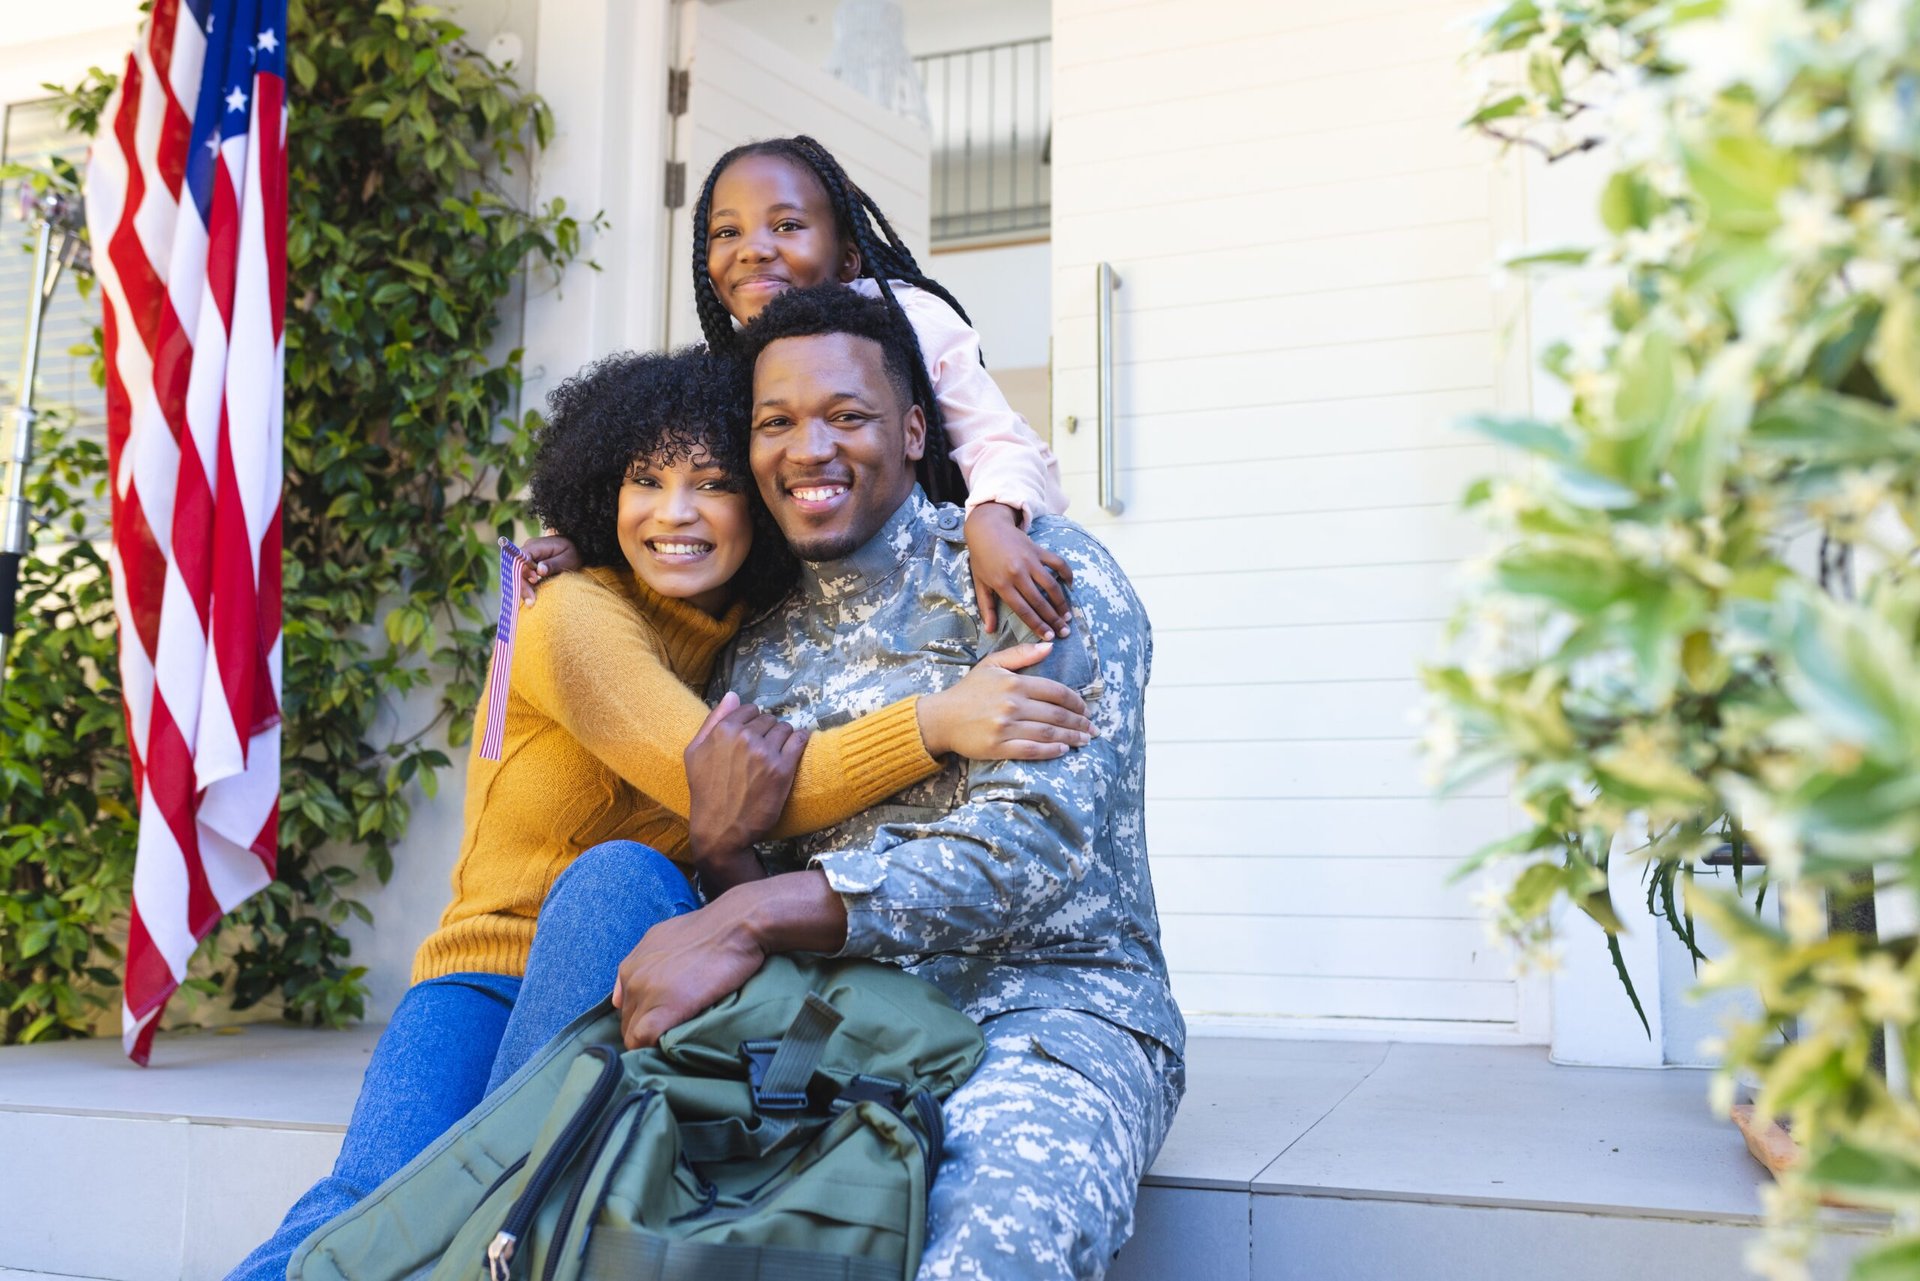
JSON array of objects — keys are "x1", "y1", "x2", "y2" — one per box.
[{"x1": 291, "y1": 955, "x2": 986, "y2": 1281}]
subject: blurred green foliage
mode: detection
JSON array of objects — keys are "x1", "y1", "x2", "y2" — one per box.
[{"x1": 1434, "y1": 2, "x2": 1920, "y2": 1275}]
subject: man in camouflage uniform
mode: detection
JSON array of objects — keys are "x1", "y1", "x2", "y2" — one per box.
[{"x1": 613, "y1": 286, "x2": 1183, "y2": 1281}]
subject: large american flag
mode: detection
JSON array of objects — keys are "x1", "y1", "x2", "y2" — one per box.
[{"x1": 85, "y1": 0, "x2": 288, "y2": 1065}]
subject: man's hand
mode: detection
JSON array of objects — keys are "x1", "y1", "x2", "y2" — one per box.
[
  {"x1": 685, "y1": 692, "x2": 809, "y2": 892},
  {"x1": 610, "y1": 873, "x2": 849, "y2": 1048},
  {"x1": 611, "y1": 893, "x2": 767, "y2": 1048}
]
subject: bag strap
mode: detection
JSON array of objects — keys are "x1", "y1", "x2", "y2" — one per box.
[
  {"x1": 676, "y1": 992, "x2": 847, "y2": 1164},
  {"x1": 746, "y1": 992, "x2": 843, "y2": 1112},
  {"x1": 582, "y1": 1231, "x2": 899, "y2": 1281}
]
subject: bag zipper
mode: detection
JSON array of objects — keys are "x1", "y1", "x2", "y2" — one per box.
[
  {"x1": 480, "y1": 1153, "x2": 531, "y2": 1205},
  {"x1": 574, "y1": 1092, "x2": 682, "y2": 1265},
  {"x1": 907, "y1": 1088, "x2": 944, "y2": 1186},
  {"x1": 539, "y1": 1089, "x2": 655, "y2": 1281},
  {"x1": 485, "y1": 1045, "x2": 622, "y2": 1281}
]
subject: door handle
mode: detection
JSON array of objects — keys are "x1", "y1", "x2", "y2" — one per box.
[{"x1": 1094, "y1": 261, "x2": 1123, "y2": 515}]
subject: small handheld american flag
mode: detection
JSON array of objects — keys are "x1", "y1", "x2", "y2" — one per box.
[{"x1": 480, "y1": 537, "x2": 531, "y2": 761}]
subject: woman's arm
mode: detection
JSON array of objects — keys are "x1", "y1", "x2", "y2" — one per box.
[
  {"x1": 684, "y1": 644, "x2": 1094, "y2": 895},
  {"x1": 519, "y1": 576, "x2": 935, "y2": 836}
]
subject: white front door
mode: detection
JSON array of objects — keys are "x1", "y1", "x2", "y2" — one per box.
[{"x1": 1048, "y1": 0, "x2": 1544, "y2": 1042}]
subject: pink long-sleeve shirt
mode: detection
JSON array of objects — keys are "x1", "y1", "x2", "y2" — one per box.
[{"x1": 849, "y1": 277, "x2": 1068, "y2": 525}]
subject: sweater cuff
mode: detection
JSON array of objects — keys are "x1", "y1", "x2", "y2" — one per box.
[{"x1": 830, "y1": 695, "x2": 939, "y2": 806}]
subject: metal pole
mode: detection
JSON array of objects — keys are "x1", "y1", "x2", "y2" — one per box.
[
  {"x1": 1, "y1": 190, "x2": 83, "y2": 700},
  {"x1": 0, "y1": 219, "x2": 57, "y2": 698}
]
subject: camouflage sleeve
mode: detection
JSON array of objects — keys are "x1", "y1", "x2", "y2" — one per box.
[{"x1": 815, "y1": 526, "x2": 1148, "y2": 958}]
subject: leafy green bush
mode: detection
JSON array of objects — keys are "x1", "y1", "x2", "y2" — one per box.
[
  {"x1": 0, "y1": 420, "x2": 134, "y2": 1043},
  {"x1": 1432, "y1": 2, "x2": 1920, "y2": 1275},
  {"x1": 0, "y1": 0, "x2": 583, "y2": 1042}
]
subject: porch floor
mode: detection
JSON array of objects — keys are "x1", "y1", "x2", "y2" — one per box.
[{"x1": 0, "y1": 1026, "x2": 1884, "y2": 1281}]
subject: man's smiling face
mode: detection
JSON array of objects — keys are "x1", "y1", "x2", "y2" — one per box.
[{"x1": 749, "y1": 331, "x2": 926, "y2": 563}]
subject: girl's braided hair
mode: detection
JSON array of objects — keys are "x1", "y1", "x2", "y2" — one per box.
[{"x1": 691, "y1": 135, "x2": 970, "y2": 505}]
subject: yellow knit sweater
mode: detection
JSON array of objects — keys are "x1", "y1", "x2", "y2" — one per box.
[{"x1": 412, "y1": 566, "x2": 938, "y2": 983}]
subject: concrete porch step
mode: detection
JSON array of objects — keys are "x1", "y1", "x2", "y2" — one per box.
[{"x1": 0, "y1": 1026, "x2": 1886, "y2": 1281}]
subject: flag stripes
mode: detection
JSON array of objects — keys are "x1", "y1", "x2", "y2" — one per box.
[{"x1": 87, "y1": 0, "x2": 288, "y2": 1065}]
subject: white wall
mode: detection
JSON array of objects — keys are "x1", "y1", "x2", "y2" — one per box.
[
  {"x1": 0, "y1": 0, "x2": 140, "y2": 56},
  {"x1": 1050, "y1": 0, "x2": 1545, "y2": 1042},
  {"x1": 929, "y1": 239, "x2": 1051, "y2": 443},
  {"x1": 930, "y1": 239, "x2": 1050, "y2": 369},
  {"x1": 706, "y1": 0, "x2": 1048, "y2": 65},
  {"x1": 0, "y1": 9, "x2": 139, "y2": 109}
]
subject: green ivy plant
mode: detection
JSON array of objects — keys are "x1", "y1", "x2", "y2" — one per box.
[
  {"x1": 1429, "y1": 1, "x2": 1920, "y2": 1275},
  {"x1": 0, "y1": 0, "x2": 583, "y2": 1042},
  {"x1": 0, "y1": 417, "x2": 134, "y2": 1044}
]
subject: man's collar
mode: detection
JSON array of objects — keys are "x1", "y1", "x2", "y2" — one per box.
[{"x1": 795, "y1": 486, "x2": 933, "y2": 603}]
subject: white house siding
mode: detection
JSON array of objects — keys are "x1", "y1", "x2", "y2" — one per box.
[{"x1": 1050, "y1": 0, "x2": 1543, "y2": 1039}]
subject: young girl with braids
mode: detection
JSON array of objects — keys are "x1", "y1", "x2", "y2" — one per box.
[{"x1": 528, "y1": 135, "x2": 1074, "y2": 640}]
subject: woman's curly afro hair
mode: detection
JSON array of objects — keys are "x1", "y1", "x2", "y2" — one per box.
[{"x1": 528, "y1": 347, "x2": 796, "y2": 610}]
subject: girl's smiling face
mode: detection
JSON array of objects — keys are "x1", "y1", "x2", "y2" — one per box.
[
  {"x1": 705, "y1": 153, "x2": 861, "y2": 324},
  {"x1": 617, "y1": 450, "x2": 754, "y2": 615}
]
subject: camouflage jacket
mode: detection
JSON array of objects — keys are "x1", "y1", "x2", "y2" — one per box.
[{"x1": 714, "y1": 489, "x2": 1185, "y2": 1057}]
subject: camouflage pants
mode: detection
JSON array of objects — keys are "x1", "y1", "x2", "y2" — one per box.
[{"x1": 918, "y1": 1008, "x2": 1184, "y2": 1281}]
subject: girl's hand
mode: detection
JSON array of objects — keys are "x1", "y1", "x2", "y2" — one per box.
[
  {"x1": 917, "y1": 642, "x2": 1094, "y2": 762},
  {"x1": 517, "y1": 534, "x2": 584, "y2": 605},
  {"x1": 965, "y1": 503, "x2": 1075, "y2": 639}
]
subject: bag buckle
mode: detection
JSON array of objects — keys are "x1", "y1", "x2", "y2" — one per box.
[
  {"x1": 741, "y1": 1040, "x2": 810, "y2": 1113},
  {"x1": 741, "y1": 992, "x2": 845, "y2": 1114},
  {"x1": 833, "y1": 1073, "x2": 906, "y2": 1113}
]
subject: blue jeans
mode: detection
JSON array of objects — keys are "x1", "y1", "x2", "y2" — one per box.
[{"x1": 224, "y1": 842, "x2": 697, "y2": 1281}]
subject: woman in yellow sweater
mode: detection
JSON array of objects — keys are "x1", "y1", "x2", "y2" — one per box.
[{"x1": 229, "y1": 349, "x2": 1091, "y2": 1281}]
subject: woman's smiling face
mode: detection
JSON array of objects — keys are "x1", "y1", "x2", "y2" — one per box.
[{"x1": 616, "y1": 450, "x2": 754, "y2": 615}]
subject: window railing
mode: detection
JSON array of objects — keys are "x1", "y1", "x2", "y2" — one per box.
[{"x1": 914, "y1": 36, "x2": 1050, "y2": 245}]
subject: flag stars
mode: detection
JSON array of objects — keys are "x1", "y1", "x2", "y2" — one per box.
[
  {"x1": 257, "y1": 29, "x2": 279, "y2": 53},
  {"x1": 225, "y1": 86, "x2": 248, "y2": 114},
  {"x1": 204, "y1": 132, "x2": 221, "y2": 156}
]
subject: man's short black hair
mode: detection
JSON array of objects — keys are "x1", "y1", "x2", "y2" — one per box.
[
  {"x1": 736, "y1": 285, "x2": 921, "y2": 414},
  {"x1": 528, "y1": 347, "x2": 794, "y2": 608}
]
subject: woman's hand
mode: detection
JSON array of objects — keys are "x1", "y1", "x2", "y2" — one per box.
[
  {"x1": 684, "y1": 692, "x2": 809, "y2": 893},
  {"x1": 517, "y1": 534, "x2": 584, "y2": 605},
  {"x1": 917, "y1": 643, "x2": 1094, "y2": 762},
  {"x1": 965, "y1": 503, "x2": 1074, "y2": 639}
]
